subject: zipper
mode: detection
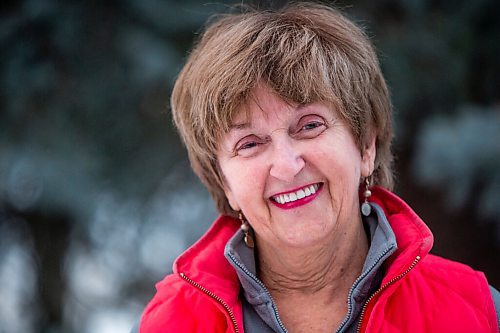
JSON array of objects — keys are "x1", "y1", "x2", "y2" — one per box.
[
  {"x1": 334, "y1": 245, "x2": 395, "y2": 333},
  {"x1": 180, "y1": 272, "x2": 239, "y2": 333},
  {"x1": 356, "y1": 255, "x2": 421, "y2": 333},
  {"x1": 227, "y1": 252, "x2": 289, "y2": 333}
]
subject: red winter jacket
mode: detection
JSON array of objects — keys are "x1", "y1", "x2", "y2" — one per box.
[{"x1": 140, "y1": 187, "x2": 498, "y2": 333}]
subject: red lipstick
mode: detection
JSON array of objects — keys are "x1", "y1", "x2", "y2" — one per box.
[{"x1": 270, "y1": 183, "x2": 323, "y2": 210}]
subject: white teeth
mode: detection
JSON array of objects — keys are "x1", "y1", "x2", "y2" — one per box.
[
  {"x1": 273, "y1": 183, "x2": 321, "y2": 204},
  {"x1": 309, "y1": 185, "x2": 316, "y2": 194}
]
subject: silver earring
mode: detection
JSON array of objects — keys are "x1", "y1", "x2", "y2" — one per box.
[
  {"x1": 361, "y1": 176, "x2": 372, "y2": 217},
  {"x1": 239, "y1": 213, "x2": 254, "y2": 248}
]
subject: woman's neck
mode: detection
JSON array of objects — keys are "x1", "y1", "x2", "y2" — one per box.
[
  {"x1": 257, "y1": 216, "x2": 369, "y2": 298},
  {"x1": 255, "y1": 216, "x2": 369, "y2": 333}
]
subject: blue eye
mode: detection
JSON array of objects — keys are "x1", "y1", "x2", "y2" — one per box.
[
  {"x1": 302, "y1": 122, "x2": 323, "y2": 131},
  {"x1": 238, "y1": 141, "x2": 258, "y2": 150},
  {"x1": 294, "y1": 115, "x2": 327, "y2": 139},
  {"x1": 234, "y1": 135, "x2": 268, "y2": 156}
]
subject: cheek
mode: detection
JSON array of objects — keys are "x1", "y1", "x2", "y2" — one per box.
[
  {"x1": 225, "y1": 162, "x2": 268, "y2": 203},
  {"x1": 311, "y1": 145, "x2": 335, "y2": 165},
  {"x1": 315, "y1": 145, "x2": 362, "y2": 188}
]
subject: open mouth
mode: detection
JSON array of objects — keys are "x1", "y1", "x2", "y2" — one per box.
[{"x1": 270, "y1": 183, "x2": 322, "y2": 206}]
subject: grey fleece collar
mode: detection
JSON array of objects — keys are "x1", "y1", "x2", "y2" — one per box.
[{"x1": 224, "y1": 203, "x2": 397, "y2": 333}]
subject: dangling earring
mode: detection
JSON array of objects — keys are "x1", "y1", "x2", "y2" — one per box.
[
  {"x1": 239, "y1": 212, "x2": 254, "y2": 248},
  {"x1": 361, "y1": 176, "x2": 372, "y2": 217}
]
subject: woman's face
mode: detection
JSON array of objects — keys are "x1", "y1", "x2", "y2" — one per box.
[{"x1": 217, "y1": 86, "x2": 376, "y2": 249}]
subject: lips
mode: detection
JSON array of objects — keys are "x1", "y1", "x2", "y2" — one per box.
[{"x1": 270, "y1": 183, "x2": 323, "y2": 209}]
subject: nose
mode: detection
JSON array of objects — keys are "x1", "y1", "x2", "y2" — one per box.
[{"x1": 269, "y1": 137, "x2": 305, "y2": 183}]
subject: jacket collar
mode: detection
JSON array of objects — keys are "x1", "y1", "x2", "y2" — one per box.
[
  {"x1": 173, "y1": 214, "x2": 241, "y2": 305},
  {"x1": 173, "y1": 187, "x2": 434, "y2": 300},
  {"x1": 369, "y1": 186, "x2": 434, "y2": 282}
]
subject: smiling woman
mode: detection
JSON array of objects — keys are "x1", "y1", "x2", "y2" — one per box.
[
  {"x1": 218, "y1": 86, "x2": 374, "y2": 256},
  {"x1": 136, "y1": 2, "x2": 498, "y2": 333}
]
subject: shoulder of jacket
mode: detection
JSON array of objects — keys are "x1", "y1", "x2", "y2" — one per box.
[
  {"x1": 139, "y1": 274, "x2": 228, "y2": 332},
  {"x1": 405, "y1": 254, "x2": 492, "y2": 307},
  {"x1": 369, "y1": 255, "x2": 497, "y2": 332},
  {"x1": 418, "y1": 254, "x2": 483, "y2": 280}
]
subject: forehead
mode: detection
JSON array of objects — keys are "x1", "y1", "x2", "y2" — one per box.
[
  {"x1": 230, "y1": 88, "x2": 341, "y2": 132},
  {"x1": 230, "y1": 86, "x2": 301, "y2": 127}
]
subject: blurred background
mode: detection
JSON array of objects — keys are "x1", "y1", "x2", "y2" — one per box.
[{"x1": 0, "y1": 0, "x2": 499, "y2": 332}]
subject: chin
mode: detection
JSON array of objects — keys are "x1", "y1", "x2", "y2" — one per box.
[{"x1": 277, "y1": 225, "x2": 334, "y2": 249}]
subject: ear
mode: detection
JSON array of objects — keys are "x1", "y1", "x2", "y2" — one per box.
[
  {"x1": 216, "y1": 159, "x2": 241, "y2": 212},
  {"x1": 224, "y1": 186, "x2": 241, "y2": 212},
  {"x1": 361, "y1": 135, "x2": 376, "y2": 178}
]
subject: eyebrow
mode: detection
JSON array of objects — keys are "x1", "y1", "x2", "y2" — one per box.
[
  {"x1": 228, "y1": 122, "x2": 251, "y2": 131},
  {"x1": 227, "y1": 103, "x2": 317, "y2": 131}
]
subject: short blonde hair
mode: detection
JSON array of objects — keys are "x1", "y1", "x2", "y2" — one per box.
[{"x1": 172, "y1": 3, "x2": 394, "y2": 216}]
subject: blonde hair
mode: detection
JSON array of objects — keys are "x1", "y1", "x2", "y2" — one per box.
[{"x1": 172, "y1": 3, "x2": 394, "y2": 216}]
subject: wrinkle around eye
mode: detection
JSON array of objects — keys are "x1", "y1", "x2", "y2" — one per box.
[
  {"x1": 302, "y1": 121, "x2": 325, "y2": 131},
  {"x1": 293, "y1": 115, "x2": 328, "y2": 139},
  {"x1": 233, "y1": 135, "x2": 270, "y2": 157}
]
